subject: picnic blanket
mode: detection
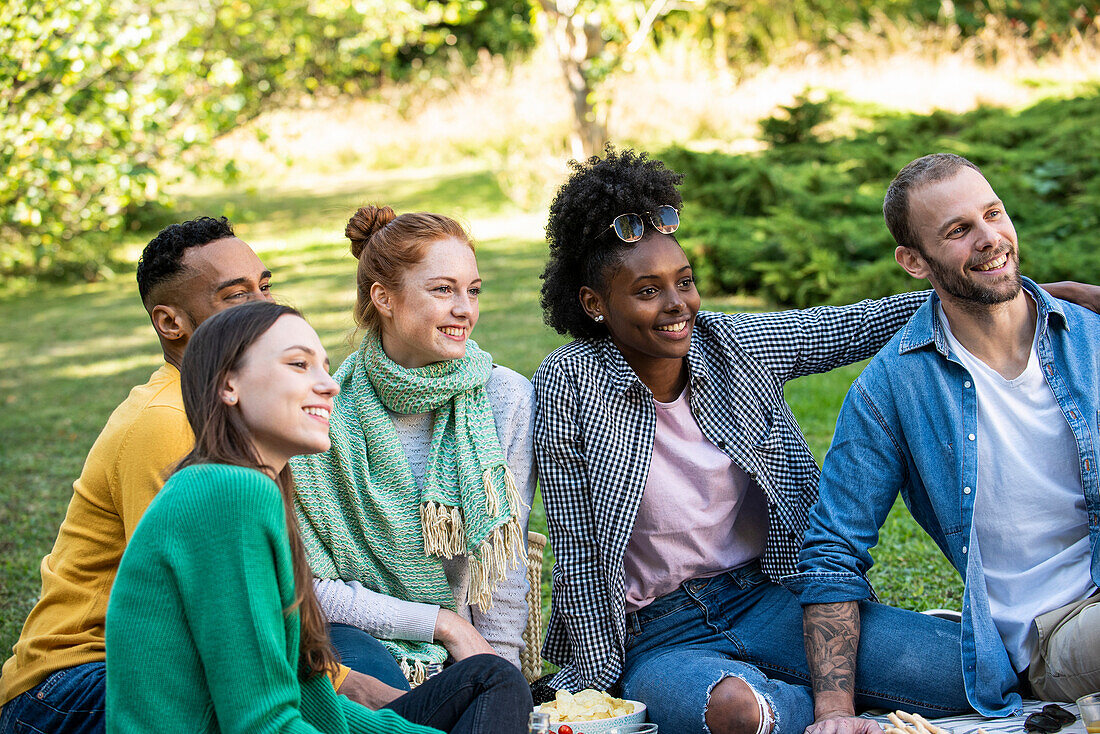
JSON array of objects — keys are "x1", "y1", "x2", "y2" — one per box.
[{"x1": 865, "y1": 701, "x2": 1084, "y2": 734}]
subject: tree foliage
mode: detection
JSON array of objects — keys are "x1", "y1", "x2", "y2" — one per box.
[
  {"x1": 669, "y1": 90, "x2": 1100, "y2": 307},
  {"x1": 3, "y1": 0, "x2": 1097, "y2": 280},
  {"x1": 0, "y1": 0, "x2": 534, "y2": 280},
  {"x1": 2, "y1": 0, "x2": 198, "y2": 278}
]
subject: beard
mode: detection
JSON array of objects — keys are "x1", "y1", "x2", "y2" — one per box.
[{"x1": 926, "y1": 247, "x2": 1022, "y2": 306}]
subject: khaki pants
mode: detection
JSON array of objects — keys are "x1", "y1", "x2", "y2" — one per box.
[{"x1": 1028, "y1": 591, "x2": 1100, "y2": 702}]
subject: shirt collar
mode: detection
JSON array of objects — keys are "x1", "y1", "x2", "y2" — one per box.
[
  {"x1": 897, "y1": 276, "x2": 1067, "y2": 357},
  {"x1": 591, "y1": 318, "x2": 713, "y2": 396}
]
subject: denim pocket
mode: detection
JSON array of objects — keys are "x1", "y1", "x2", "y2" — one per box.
[
  {"x1": 627, "y1": 595, "x2": 698, "y2": 654},
  {"x1": 14, "y1": 719, "x2": 51, "y2": 734},
  {"x1": 733, "y1": 565, "x2": 769, "y2": 589},
  {"x1": 624, "y1": 627, "x2": 639, "y2": 653},
  {"x1": 32, "y1": 666, "x2": 76, "y2": 704},
  {"x1": 25, "y1": 663, "x2": 105, "y2": 714}
]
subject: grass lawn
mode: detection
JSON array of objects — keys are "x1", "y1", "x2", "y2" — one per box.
[{"x1": 0, "y1": 165, "x2": 961, "y2": 661}]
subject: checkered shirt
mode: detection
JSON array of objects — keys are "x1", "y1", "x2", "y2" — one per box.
[{"x1": 531, "y1": 292, "x2": 928, "y2": 692}]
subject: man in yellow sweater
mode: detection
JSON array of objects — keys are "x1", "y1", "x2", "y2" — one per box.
[{"x1": 0, "y1": 217, "x2": 273, "y2": 732}]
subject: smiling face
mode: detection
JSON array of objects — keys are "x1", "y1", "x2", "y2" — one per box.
[
  {"x1": 175, "y1": 237, "x2": 273, "y2": 327},
  {"x1": 373, "y1": 237, "x2": 481, "y2": 368},
  {"x1": 583, "y1": 232, "x2": 701, "y2": 383},
  {"x1": 221, "y1": 314, "x2": 338, "y2": 473},
  {"x1": 900, "y1": 166, "x2": 1021, "y2": 306}
]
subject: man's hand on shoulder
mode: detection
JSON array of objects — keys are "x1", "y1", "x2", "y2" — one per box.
[
  {"x1": 336, "y1": 669, "x2": 405, "y2": 709},
  {"x1": 805, "y1": 713, "x2": 884, "y2": 734}
]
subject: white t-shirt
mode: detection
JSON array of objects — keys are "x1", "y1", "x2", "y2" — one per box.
[{"x1": 939, "y1": 301, "x2": 1094, "y2": 671}]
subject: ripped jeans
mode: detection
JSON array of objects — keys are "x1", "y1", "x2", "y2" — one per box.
[{"x1": 620, "y1": 563, "x2": 970, "y2": 734}]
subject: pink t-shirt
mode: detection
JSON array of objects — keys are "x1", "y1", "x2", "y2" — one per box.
[{"x1": 623, "y1": 386, "x2": 768, "y2": 613}]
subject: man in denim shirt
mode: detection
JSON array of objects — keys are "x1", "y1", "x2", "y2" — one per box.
[{"x1": 786, "y1": 154, "x2": 1099, "y2": 731}]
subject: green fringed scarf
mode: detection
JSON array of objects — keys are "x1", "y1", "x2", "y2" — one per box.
[{"x1": 290, "y1": 332, "x2": 525, "y2": 684}]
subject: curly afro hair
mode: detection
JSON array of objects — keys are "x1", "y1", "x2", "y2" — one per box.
[
  {"x1": 541, "y1": 146, "x2": 683, "y2": 340},
  {"x1": 137, "y1": 216, "x2": 236, "y2": 309}
]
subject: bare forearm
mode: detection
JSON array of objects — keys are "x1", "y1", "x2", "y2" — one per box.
[
  {"x1": 434, "y1": 608, "x2": 497, "y2": 660},
  {"x1": 336, "y1": 670, "x2": 405, "y2": 709},
  {"x1": 1040, "y1": 281, "x2": 1100, "y2": 314},
  {"x1": 803, "y1": 601, "x2": 861, "y2": 719}
]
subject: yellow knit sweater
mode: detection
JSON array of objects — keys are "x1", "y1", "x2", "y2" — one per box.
[{"x1": 0, "y1": 364, "x2": 192, "y2": 705}]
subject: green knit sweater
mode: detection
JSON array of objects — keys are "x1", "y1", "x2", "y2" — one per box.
[{"x1": 105, "y1": 463, "x2": 441, "y2": 734}]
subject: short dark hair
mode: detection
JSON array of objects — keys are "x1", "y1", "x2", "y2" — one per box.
[
  {"x1": 136, "y1": 216, "x2": 236, "y2": 309},
  {"x1": 883, "y1": 154, "x2": 982, "y2": 251},
  {"x1": 541, "y1": 146, "x2": 683, "y2": 340}
]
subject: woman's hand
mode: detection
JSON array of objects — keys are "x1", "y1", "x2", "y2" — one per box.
[
  {"x1": 1041, "y1": 281, "x2": 1100, "y2": 314},
  {"x1": 433, "y1": 608, "x2": 498, "y2": 660}
]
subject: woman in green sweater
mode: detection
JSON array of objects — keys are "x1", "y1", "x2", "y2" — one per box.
[{"x1": 105, "y1": 301, "x2": 442, "y2": 734}]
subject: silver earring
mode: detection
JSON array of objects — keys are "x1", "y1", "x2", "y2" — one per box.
[
  {"x1": 594, "y1": 314, "x2": 604, "y2": 323},
  {"x1": 226, "y1": 395, "x2": 237, "y2": 405}
]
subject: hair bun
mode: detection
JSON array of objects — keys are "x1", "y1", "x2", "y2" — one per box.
[{"x1": 346, "y1": 205, "x2": 396, "y2": 259}]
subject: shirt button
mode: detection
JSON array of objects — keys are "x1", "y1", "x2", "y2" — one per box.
[
  {"x1": 962, "y1": 545, "x2": 968, "y2": 554},
  {"x1": 963, "y1": 486, "x2": 972, "y2": 494},
  {"x1": 968, "y1": 433, "x2": 975, "y2": 441},
  {"x1": 964, "y1": 381, "x2": 972, "y2": 388}
]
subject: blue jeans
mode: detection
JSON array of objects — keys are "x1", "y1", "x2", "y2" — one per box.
[
  {"x1": 330, "y1": 625, "x2": 532, "y2": 734},
  {"x1": 0, "y1": 662, "x2": 105, "y2": 734},
  {"x1": 330, "y1": 623, "x2": 412, "y2": 691},
  {"x1": 621, "y1": 565, "x2": 970, "y2": 734}
]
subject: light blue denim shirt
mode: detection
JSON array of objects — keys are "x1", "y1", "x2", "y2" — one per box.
[{"x1": 784, "y1": 278, "x2": 1100, "y2": 716}]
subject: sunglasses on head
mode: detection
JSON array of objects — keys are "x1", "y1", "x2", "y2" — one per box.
[
  {"x1": 1024, "y1": 704, "x2": 1077, "y2": 733},
  {"x1": 599, "y1": 205, "x2": 680, "y2": 242}
]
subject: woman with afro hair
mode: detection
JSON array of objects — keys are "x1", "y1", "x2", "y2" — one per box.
[{"x1": 530, "y1": 147, "x2": 980, "y2": 734}]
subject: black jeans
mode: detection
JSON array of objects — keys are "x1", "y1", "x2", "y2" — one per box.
[
  {"x1": 385, "y1": 654, "x2": 533, "y2": 734},
  {"x1": 331, "y1": 624, "x2": 532, "y2": 733}
]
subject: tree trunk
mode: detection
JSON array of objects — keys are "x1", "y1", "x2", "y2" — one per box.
[
  {"x1": 562, "y1": 55, "x2": 606, "y2": 159},
  {"x1": 538, "y1": 1, "x2": 608, "y2": 159}
]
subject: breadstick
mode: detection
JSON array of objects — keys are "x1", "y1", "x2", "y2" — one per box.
[
  {"x1": 887, "y1": 713, "x2": 909, "y2": 731},
  {"x1": 895, "y1": 710, "x2": 950, "y2": 734},
  {"x1": 911, "y1": 712, "x2": 950, "y2": 734},
  {"x1": 885, "y1": 727, "x2": 909, "y2": 734},
  {"x1": 976, "y1": 728, "x2": 989, "y2": 734},
  {"x1": 896, "y1": 710, "x2": 934, "y2": 734}
]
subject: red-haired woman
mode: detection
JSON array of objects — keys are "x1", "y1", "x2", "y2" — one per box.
[{"x1": 290, "y1": 206, "x2": 535, "y2": 733}]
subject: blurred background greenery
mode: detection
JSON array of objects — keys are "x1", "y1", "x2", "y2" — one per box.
[
  {"x1": 3, "y1": 0, "x2": 1100, "y2": 663},
  {"x1": 4, "y1": 0, "x2": 1100, "y2": 286}
]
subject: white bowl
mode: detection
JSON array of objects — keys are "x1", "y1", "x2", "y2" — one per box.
[{"x1": 553, "y1": 700, "x2": 648, "y2": 734}]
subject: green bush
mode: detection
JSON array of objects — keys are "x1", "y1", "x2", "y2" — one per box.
[
  {"x1": 0, "y1": 0, "x2": 535, "y2": 281},
  {"x1": 668, "y1": 90, "x2": 1100, "y2": 307}
]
